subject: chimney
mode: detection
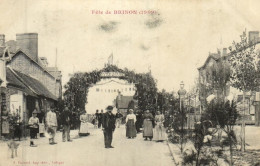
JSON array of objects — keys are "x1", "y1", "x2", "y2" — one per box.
[
  {"x1": 16, "y1": 33, "x2": 38, "y2": 62},
  {"x1": 248, "y1": 31, "x2": 259, "y2": 44},
  {"x1": 222, "y1": 48, "x2": 227, "y2": 56},
  {"x1": 40, "y1": 57, "x2": 48, "y2": 67},
  {"x1": 0, "y1": 34, "x2": 5, "y2": 46}
]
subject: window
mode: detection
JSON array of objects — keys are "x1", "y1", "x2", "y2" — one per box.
[
  {"x1": 96, "y1": 88, "x2": 99, "y2": 92},
  {"x1": 129, "y1": 88, "x2": 131, "y2": 91},
  {"x1": 125, "y1": 88, "x2": 127, "y2": 91}
]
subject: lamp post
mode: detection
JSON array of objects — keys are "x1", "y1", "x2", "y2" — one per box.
[{"x1": 177, "y1": 81, "x2": 187, "y2": 153}]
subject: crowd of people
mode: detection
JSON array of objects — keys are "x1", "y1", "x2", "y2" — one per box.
[{"x1": 27, "y1": 105, "x2": 168, "y2": 149}]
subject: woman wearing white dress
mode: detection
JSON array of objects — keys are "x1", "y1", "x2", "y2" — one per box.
[
  {"x1": 153, "y1": 111, "x2": 166, "y2": 142},
  {"x1": 125, "y1": 109, "x2": 137, "y2": 139},
  {"x1": 79, "y1": 111, "x2": 89, "y2": 136}
]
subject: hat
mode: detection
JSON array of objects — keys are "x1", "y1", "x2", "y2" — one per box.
[
  {"x1": 32, "y1": 109, "x2": 38, "y2": 114},
  {"x1": 106, "y1": 106, "x2": 113, "y2": 111}
]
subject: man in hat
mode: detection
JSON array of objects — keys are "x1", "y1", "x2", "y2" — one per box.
[
  {"x1": 46, "y1": 106, "x2": 58, "y2": 145},
  {"x1": 60, "y1": 107, "x2": 72, "y2": 142},
  {"x1": 102, "y1": 106, "x2": 116, "y2": 148}
]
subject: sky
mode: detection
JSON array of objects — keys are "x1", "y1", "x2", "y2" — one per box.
[{"x1": 1, "y1": 0, "x2": 260, "y2": 92}]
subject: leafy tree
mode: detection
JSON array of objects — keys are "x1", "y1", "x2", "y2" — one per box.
[
  {"x1": 203, "y1": 99, "x2": 239, "y2": 165},
  {"x1": 229, "y1": 30, "x2": 260, "y2": 152}
]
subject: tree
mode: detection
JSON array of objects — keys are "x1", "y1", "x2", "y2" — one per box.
[
  {"x1": 229, "y1": 30, "x2": 260, "y2": 152},
  {"x1": 203, "y1": 99, "x2": 238, "y2": 166}
]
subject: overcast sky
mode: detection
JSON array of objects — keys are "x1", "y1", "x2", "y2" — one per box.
[{"x1": 1, "y1": 0, "x2": 260, "y2": 92}]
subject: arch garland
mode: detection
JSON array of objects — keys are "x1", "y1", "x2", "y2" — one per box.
[{"x1": 63, "y1": 65, "x2": 158, "y2": 113}]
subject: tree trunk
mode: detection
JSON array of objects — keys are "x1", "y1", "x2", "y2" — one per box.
[
  {"x1": 241, "y1": 91, "x2": 246, "y2": 152},
  {"x1": 196, "y1": 149, "x2": 200, "y2": 166},
  {"x1": 229, "y1": 134, "x2": 233, "y2": 166}
]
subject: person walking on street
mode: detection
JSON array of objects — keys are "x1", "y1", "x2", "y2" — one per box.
[
  {"x1": 102, "y1": 106, "x2": 116, "y2": 148},
  {"x1": 143, "y1": 110, "x2": 154, "y2": 141},
  {"x1": 125, "y1": 109, "x2": 137, "y2": 139},
  {"x1": 79, "y1": 111, "x2": 89, "y2": 136},
  {"x1": 46, "y1": 107, "x2": 58, "y2": 145},
  {"x1": 115, "y1": 110, "x2": 123, "y2": 128},
  {"x1": 153, "y1": 111, "x2": 166, "y2": 142},
  {"x1": 60, "y1": 107, "x2": 73, "y2": 142},
  {"x1": 28, "y1": 110, "x2": 39, "y2": 147},
  {"x1": 135, "y1": 110, "x2": 143, "y2": 133},
  {"x1": 99, "y1": 109, "x2": 104, "y2": 129}
]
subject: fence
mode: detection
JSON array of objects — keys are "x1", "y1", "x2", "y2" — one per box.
[{"x1": 185, "y1": 113, "x2": 201, "y2": 129}]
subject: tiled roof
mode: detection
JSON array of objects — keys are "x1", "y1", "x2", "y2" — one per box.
[
  {"x1": 6, "y1": 68, "x2": 36, "y2": 97},
  {"x1": 116, "y1": 96, "x2": 134, "y2": 109},
  {"x1": 13, "y1": 69, "x2": 57, "y2": 100}
]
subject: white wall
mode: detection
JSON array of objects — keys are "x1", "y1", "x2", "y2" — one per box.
[
  {"x1": 85, "y1": 78, "x2": 136, "y2": 114},
  {"x1": 0, "y1": 59, "x2": 6, "y2": 87}
]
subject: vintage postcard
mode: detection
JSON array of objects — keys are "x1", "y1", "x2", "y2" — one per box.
[{"x1": 0, "y1": 0, "x2": 260, "y2": 166}]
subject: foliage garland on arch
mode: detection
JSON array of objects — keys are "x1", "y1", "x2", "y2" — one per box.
[{"x1": 63, "y1": 65, "x2": 158, "y2": 113}]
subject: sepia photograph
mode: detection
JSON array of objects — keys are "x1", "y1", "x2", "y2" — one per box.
[{"x1": 0, "y1": 0, "x2": 260, "y2": 165}]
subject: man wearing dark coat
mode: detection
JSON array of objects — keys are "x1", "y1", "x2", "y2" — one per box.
[
  {"x1": 102, "y1": 106, "x2": 116, "y2": 148},
  {"x1": 60, "y1": 107, "x2": 73, "y2": 142}
]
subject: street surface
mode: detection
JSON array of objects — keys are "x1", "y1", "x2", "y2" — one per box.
[{"x1": 0, "y1": 124, "x2": 174, "y2": 166}]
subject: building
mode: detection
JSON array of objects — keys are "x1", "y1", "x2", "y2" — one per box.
[
  {"x1": 0, "y1": 33, "x2": 62, "y2": 138},
  {"x1": 85, "y1": 66, "x2": 136, "y2": 114},
  {"x1": 198, "y1": 31, "x2": 260, "y2": 125}
]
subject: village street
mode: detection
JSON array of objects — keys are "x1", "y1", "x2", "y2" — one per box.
[{"x1": 0, "y1": 125, "x2": 175, "y2": 166}]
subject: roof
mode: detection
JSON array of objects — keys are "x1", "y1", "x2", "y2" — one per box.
[
  {"x1": 197, "y1": 53, "x2": 220, "y2": 70},
  {"x1": 198, "y1": 41, "x2": 260, "y2": 71},
  {"x1": 6, "y1": 68, "x2": 36, "y2": 97},
  {"x1": 12, "y1": 69, "x2": 57, "y2": 100},
  {"x1": 116, "y1": 96, "x2": 134, "y2": 109},
  {"x1": 7, "y1": 49, "x2": 57, "y2": 80}
]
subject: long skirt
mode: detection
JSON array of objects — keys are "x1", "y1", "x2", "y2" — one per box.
[
  {"x1": 126, "y1": 119, "x2": 136, "y2": 138},
  {"x1": 153, "y1": 123, "x2": 166, "y2": 141},
  {"x1": 79, "y1": 122, "x2": 89, "y2": 134},
  {"x1": 143, "y1": 119, "x2": 153, "y2": 137}
]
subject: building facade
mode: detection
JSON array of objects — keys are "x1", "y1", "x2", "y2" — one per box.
[
  {"x1": 85, "y1": 70, "x2": 136, "y2": 114},
  {"x1": 0, "y1": 33, "x2": 62, "y2": 138},
  {"x1": 198, "y1": 31, "x2": 260, "y2": 125}
]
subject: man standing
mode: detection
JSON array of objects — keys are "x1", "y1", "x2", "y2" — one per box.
[
  {"x1": 60, "y1": 107, "x2": 72, "y2": 142},
  {"x1": 102, "y1": 106, "x2": 115, "y2": 148},
  {"x1": 46, "y1": 106, "x2": 58, "y2": 145},
  {"x1": 115, "y1": 109, "x2": 123, "y2": 128}
]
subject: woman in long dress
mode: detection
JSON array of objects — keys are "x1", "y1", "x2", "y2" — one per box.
[
  {"x1": 153, "y1": 111, "x2": 166, "y2": 142},
  {"x1": 143, "y1": 110, "x2": 154, "y2": 141},
  {"x1": 79, "y1": 111, "x2": 89, "y2": 136},
  {"x1": 125, "y1": 109, "x2": 137, "y2": 139}
]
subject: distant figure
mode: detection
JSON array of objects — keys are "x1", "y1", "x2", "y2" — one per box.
[
  {"x1": 79, "y1": 111, "x2": 89, "y2": 136},
  {"x1": 46, "y1": 107, "x2": 58, "y2": 145},
  {"x1": 153, "y1": 111, "x2": 166, "y2": 142},
  {"x1": 125, "y1": 109, "x2": 137, "y2": 139},
  {"x1": 143, "y1": 110, "x2": 154, "y2": 141},
  {"x1": 102, "y1": 106, "x2": 116, "y2": 148},
  {"x1": 135, "y1": 110, "x2": 143, "y2": 133},
  {"x1": 28, "y1": 110, "x2": 39, "y2": 147},
  {"x1": 92, "y1": 113, "x2": 98, "y2": 129},
  {"x1": 60, "y1": 107, "x2": 72, "y2": 142},
  {"x1": 99, "y1": 109, "x2": 104, "y2": 128},
  {"x1": 115, "y1": 110, "x2": 123, "y2": 128}
]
